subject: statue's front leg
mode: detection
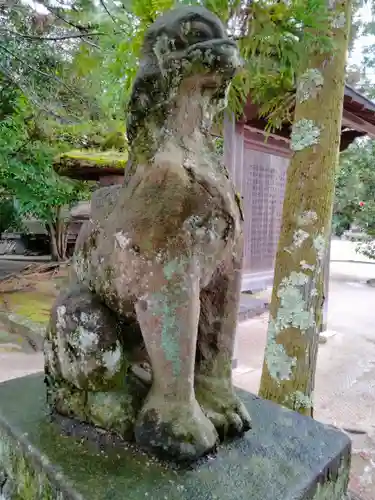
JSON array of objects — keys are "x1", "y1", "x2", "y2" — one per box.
[
  {"x1": 195, "y1": 244, "x2": 252, "y2": 439},
  {"x1": 134, "y1": 258, "x2": 218, "y2": 461}
]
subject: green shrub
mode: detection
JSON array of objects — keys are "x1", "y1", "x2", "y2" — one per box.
[{"x1": 0, "y1": 197, "x2": 23, "y2": 234}]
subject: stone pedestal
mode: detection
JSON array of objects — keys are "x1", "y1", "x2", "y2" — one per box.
[{"x1": 0, "y1": 374, "x2": 351, "y2": 500}]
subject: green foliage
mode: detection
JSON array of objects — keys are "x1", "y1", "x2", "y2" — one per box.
[
  {"x1": 45, "y1": 119, "x2": 127, "y2": 151},
  {"x1": 214, "y1": 137, "x2": 224, "y2": 155},
  {"x1": 1, "y1": 0, "x2": 338, "y2": 130},
  {"x1": 0, "y1": 0, "x2": 105, "y2": 121},
  {"x1": 334, "y1": 139, "x2": 375, "y2": 257},
  {"x1": 231, "y1": 0, "x2": 334, "y2": 128},
  {"x1": 0, "y1": 196, "x2": 23, "y2": 233},
  {"x1": 0, "y1": 103, "x2": 89, "y2": 227},
  {"x1": 333, "y1": 146, "x2": 362, "y2": 236},
  {"x1": 90, "y1": 0, "x2": 335, "y2": 128}
]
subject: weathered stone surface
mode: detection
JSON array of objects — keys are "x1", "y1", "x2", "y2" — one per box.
[
  {"x1": 0, "y1": 375, "x2": 350, "y2": 500},
  {"x1": 45, "y1": 5, "x2": 250, "y2": 461}
]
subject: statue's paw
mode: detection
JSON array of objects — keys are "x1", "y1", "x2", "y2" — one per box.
[
  {"x1": 195, "y1": 375, "x2": 252, "y2": 440},
  {"x1": 134, "y1": 397, "x2": 218, "y2": 462}
]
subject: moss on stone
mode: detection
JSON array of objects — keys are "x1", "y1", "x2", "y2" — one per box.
[
  {"x1": 54, "y1": 150, "x2": 128, "y2": 179},
  {"x1": 52, "y1": 385, "x2": 88, "y2": 421},
  {"x1": 3, "y1": 292, "x2": 53, "y2": 325},
  {"x1": 311, "y1": 456, "x2": 350, "y2": 499},
  {"x1": 86, "y1": 390, "x2": 137, "y2": 437},
  {"x1": 59, "y1": 150, "x2": 128, "y2": 166},
  {"x1": 47, "y1": 371, "x2": 147, "y2": 441},
  {"x1": 0, "y1": 427, "x2": 59, "y2": 500},
  {"x1": 81, "y1": 350, "x2": 130, "y2": 393}
]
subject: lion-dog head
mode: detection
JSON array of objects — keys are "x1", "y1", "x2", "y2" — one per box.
[{"x1": 126, "y1": 6, "x2": 241, "y2": 148}]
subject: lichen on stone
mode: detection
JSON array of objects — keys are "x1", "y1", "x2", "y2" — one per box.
[
  {"x1": 147, "y1": 290, "x2": 183, "y2": 377},
  {"x1": 73, "y1": 250, "x2": 89, "y2": 283},
  {"x1": 163, "y1": 257, "x2": 187, "y2": 280},
  {"x1": 114, "y1": 231, "x2": 131, "y2": 250},
  {"x1": 87, "y1": 391, "x2": 135, "y2": 434},
  {"x1": 296, "y1": 69, "x2": 324, "y2": 103},
  {"x1": 291, "y1": 119, "x2": 321, "y2": 151},
  {"x1": 101, "y1": 344, "x2": 122, "y2": 377},
  {"x1": 153, "y1": 33, "x2": 173, "y2": 73},
  {"x1": 56, "y1": 305, "x2": 67, "y2": 331},
  {"x1": 74, "y1": 328, "x2": 98, "y2": 352}
]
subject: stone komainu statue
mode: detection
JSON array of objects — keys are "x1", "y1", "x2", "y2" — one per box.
[{"x1": 44, "y1": 5, "x2": 251, "y2": 462}]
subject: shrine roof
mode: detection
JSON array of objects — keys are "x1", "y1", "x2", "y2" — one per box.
[{"x1": 236, "y1": 85, "x2": 375, "y2": 156}]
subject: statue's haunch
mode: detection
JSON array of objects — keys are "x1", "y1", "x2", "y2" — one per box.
[{"x1": 44, "y1": 5, "x2": 251, "y2": 462}]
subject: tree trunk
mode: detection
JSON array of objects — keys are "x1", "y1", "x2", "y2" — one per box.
[
  {"x1": 48, "y1": 222, "x2": 60, "y2": 262},
  {"x1": 55, "y1": 207, "x2": 68, "y2": 262},
  {"x1": 258, "y1": 0, "x2": 351, "y2": 416},
  {"x1": 47, "y1": 207, "x2": 69, "y2": 262}
]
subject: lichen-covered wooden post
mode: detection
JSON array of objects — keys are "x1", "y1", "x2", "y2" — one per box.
[{"x1": 258, "y1": 0, "x2": 352, "y2": 416}]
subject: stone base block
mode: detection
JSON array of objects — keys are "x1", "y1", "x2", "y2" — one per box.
[{"x1": 0, "y1": 374, "x2": 351, "y2": 499}]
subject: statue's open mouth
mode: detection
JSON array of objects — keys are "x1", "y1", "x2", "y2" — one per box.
[
  {"x1": 186, "y1": 38, "x2": 242, "y2": 68},
  {"x1": 182, "y1": 38, "x2": 242, "y2": 88}
]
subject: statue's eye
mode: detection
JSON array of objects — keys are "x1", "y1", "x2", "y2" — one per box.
[
  {"x1": 187, "y1": 22, "x2": 212, "y2": 42},
  {"x1": 188, "y1": 28, "x2": 209, "y2": 41},
  {"x1": 181, "y1": 21, "x2": 213, "y2": 45}
]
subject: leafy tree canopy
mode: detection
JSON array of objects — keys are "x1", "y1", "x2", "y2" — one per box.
[
  {"x1": 0, "y1": 96, "x2": 90, "y2": 258},
  {"x1": 1, "y1": 0, "x2": 340, "y2": 130}
]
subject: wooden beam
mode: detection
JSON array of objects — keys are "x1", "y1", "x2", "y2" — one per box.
[
  {"x1": 243, "y1": 136, "x2": 291, "y2": 158},
  {"x1": 244, "y1": 123, "x2": 290, "y2": 143},
  {"x1": 242, "y1": 125, "x2": 291, "y2": 158},
  {"x1": 342, "y1": 109, "x2": 375, "y2": 138}
]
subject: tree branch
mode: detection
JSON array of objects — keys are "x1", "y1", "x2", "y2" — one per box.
[
  {"x1": 99, "y1": 0, "x2": 119, "y2": 25},
  {"x1": 0, "y1": 43, "x2": 86, "y2": 103},
  {"x1": 33, "y1": 2, "x2": 102, "y2": 48},
  {"x1": 0, "y1": 28, "x2": 104, "y2": 46},
  {"x1": 37, "y1": 1, "x2": 94, "y2": 32},
  {"x1": 0, "y1": 62, "x2": 79, "y2": 123}
]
